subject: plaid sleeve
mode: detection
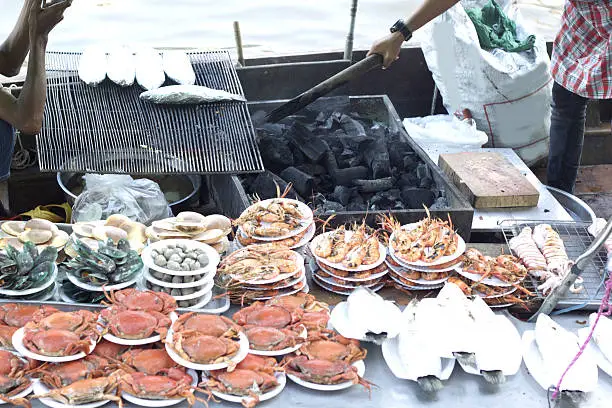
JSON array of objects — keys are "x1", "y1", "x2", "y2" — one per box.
[{"x1": 550, "y1": 0, "x2": 611, "y2": 99}]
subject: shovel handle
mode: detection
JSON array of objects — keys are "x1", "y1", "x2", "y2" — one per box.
[{"x1": 265, "y1": 54, "x2": 384, "y2": 123}]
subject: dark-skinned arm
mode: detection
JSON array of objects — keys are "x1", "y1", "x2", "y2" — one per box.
[
  {"x1": 0, "y1": 0, "x2": 35, "y2": 77},
  {"x1": 368, "y1": 0, "x2": 460, "y2": 68}
]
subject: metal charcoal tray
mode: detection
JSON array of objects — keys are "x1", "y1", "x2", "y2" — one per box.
[
  {"x1": 500, "y1": 220, "x2": 608, "y2": 310},
  {"x1": 210, "y1": 95, "x2": 474, "y2": 241},
  {"x1": 37, "y1": 50, "x2": 264, "y2": 175}
]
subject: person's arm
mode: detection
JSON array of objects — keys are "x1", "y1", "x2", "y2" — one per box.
[
  {"x1": 368, "y1": 0, "x2": 460, "y2": 68},
  {"x1": 0, "y1": 0, "x2": 71, "y2": 134},
  {"x1": 0, "y1": 0, "x2": 36, "y2": 77}
]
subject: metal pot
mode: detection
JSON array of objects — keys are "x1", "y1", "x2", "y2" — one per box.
[
  {"x1": 57, "y1": 172, "x2": 201, "y2": 213},
  {"x1": 545, "y1": 185, "x2": 596, "y2": 224}
]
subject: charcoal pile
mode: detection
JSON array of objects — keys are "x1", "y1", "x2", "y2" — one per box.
[{"x1": 242, "y1": 110, "x2": 448, "y2": 215}]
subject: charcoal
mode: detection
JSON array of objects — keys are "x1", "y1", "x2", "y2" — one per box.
[
  {"x1": 291, "y1": 147, "x2": 307, "y2": 166},
  {"x1": 400, "y1": 187, "x2": 436, "y2": 208},
  {"x1": 430, "y1": 196, "x2": 449, "y2": 210},
  {"x1": 330, "y1": 186, "x2": 354, "y2": 206},
  {"x1": 368, "y1": 124, "x2": 387, "y2": 140},
  {"x1": 416, "y1": 163, "x2": 430, "y2": 180},
  {"x1": 297, "y1": 164, "x2": 326, "y2": 177},
  {"x1": 259, "y1": 122, "x2": 288, "y2": 137},
  {"x1": 320, "y1": 200, "x2": 345, "y2": 213},
  {"x1": 340, "y1": 114, "x2": 366, "y2": 138},
  {"x1": 402, "y1": 154, "x2": 418, "y2": 172},
  {"x1": 419, "y1": 176, "x2": 434, "y2": 189},
  {"x1": 354, "y1": 178, "x2": 394, "y2": 193},
  {"x1": 250, "y1": 171, "x2": 302, "y2": 201},
  {"x1": 389, "y1": 149, "x2": 404, "y2": 168},
  {"x1": 363, "y1": 139, "x2": 391, "y2": 179},
  {"x1": 323, "y1": 150, "x2": 339, "y2": 177},
  {"x1": 346, "y1": 194, "x2": 366, "y2": 211},
  {"x1": 398, "y1": 172, "x2": 419, "y2": 188},
  {"x1": 321, "y1": 112, "x2": 343, "y2": 130},
  {"x1": 280, "y1": 167, "x2": 314, "y2": 198},
  {"x1": 347, "y1": 155, "x2": 362, "y2": 168},
  {"x1": 287, "y1": 122, "x2": 328, "y2": 162},
  {"x1": 258, "y1": 132, "x2": 294, "y2": 169},
  {"x1": 334, "y1": 167, "x2": 369, "y2": 186}
]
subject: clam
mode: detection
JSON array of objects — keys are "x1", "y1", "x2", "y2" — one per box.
[
  {"x1": 174, "y1": 222, "x2": 207, "y2": 234},
  {"x1": 176, "y1": 211, "x2": 207, "y2": 224},
  {"x1": 152, "y1": 219, "x2": 179, "y2": 232},
  {"x1": 79, "y1": 237, "x2": 100, "y2": 251},
  {"x1": 155, "y1": 228, "x2": 191, "y2": 239},
  {"x1": 145, "y1": 226, "x2": 160, "y2": 241},
  {"x1": 49, "y1": 230, "x2": 70, "y2": 248},
  {"x1": 64, "y1": 242, "x2": 78, "y2": 258},
  {"x1": 0, "y1": 237, "x2": 24, "y2": 251},
  {"x1": 72, "y1": 222, "x2": 97, "y2": 238},
  {"x1": 123, "y1": 222, "x2": 147, "y2": 243},
  {"x1": 202, "y1": 214, "x2": 232, "y2": 234},
  {"x1": 0, "y1": 221, "x2": 25, "y2": 236},
  {"x1": 18, "y1": 229, "x2": 53, "y2": 245},
  {"x1": 211, "y1": 236, "x2": 230, "y2": 254},
  {"x1": 24, "y1": 219, "x2": 59, "y2": 234},
  {"x1": 105, "y1": 214, "x2": 131, "y2": 228},
  {"x1": 92, "y1": 225, "x2": 128, "y2": 243},
  {"x1": 193, "y1": 229, "x2": 226, "y2": 244}
]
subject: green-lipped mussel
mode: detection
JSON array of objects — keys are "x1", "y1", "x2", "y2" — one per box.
[{"x1": 0, "y1": 242, "x2": 57, "y2": 291}]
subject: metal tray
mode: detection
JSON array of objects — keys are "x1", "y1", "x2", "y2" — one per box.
[{"x1": 500, "y1": 220, "x2": 608, "y2": 310}]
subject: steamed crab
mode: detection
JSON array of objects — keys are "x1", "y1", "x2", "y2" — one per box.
[
  {"x1": 120, "y1": 368, "x2": 213, "y2": 407},
  {"x1": 283, "y1": 355, "x2": 372, "y2": 393},
  {"x1": 203, "y1": 355, "x2": 282, "y2": 408},
  {"x1": 232, "y1": 302, "x2": 304, "y2": 329},
  {"x1": 0, "y1": 304, "x2": 59, "y2": 349},
  {"x1": 0, "y1": 350, "x2": 34, "y2": 408},
  {"x1": 23, "y1": 309, "x2": 101, "y2": 357},
  {"x1": 121, "y1": 348, "x2": 179, "y2": 375},
  {"x1": 299, "y1": 331, "x2": 367, "y2": 364},
  {"x1": 30, "y1": 371, "x2": 123, "y2": 407},
  {"x1": 266, "y1": 294, "x2": 330, "y2": 331},
  {"x1": 171, "y1": 313, "x2": 243, "y2": 366},
  {"x1": 33, "y1": 355, "x2": 115, "y2": 389},
  {"x1": 100, "y1": 288, "x2": 177, "y2": 339}
]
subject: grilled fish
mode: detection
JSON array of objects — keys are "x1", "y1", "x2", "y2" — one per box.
[{"x1": 139, "y1": 85, "x2": 245, "y2": 105}]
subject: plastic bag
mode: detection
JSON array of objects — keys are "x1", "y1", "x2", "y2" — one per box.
[
  {"x1": 419, "y1": 0, "x2": 552, "y2": 165},
  {"x1": 71, "y1": 174, "x2": 172, "y2": 225},
  {"x1": 402, "y1": 114, "x2": 488, "y2": 150}
]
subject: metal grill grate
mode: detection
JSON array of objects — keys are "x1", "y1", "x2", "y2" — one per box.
[
  {"x1": 37, "y1": 51, "x2": 264, "y2": 175},
  {"x1": 500, "y1": 220, "x2": 608, "y2": 310}
]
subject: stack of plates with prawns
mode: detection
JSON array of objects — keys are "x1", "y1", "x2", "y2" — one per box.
[
  {"x1": 232, "y1": 187, "x2": 316, "y2": 251},
  {"x1": 309, "y1": 222, "x2": 388, "y2": 295},
  {"x1": 383, "y1": 213, "x2": 465, "y2": 292}
]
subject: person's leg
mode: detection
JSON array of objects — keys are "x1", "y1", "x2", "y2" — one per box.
[{"x1": 546, "y1": 82, "x2": 588, "y2": 194}]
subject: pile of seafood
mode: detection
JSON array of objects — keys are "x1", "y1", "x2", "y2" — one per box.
[
  {"x1": 141, "y1": 239, "x2": 219, "y2": 309},
  {"x1": 0, "y1": 243, "x2": 58, "y2": 301},
  {"x1": 384, "y1": 212, "x2": 463, "y2": 264},
  {"x1": 381, "y1": 213, "x2": 464, "y2": 293},
  {"x1": 218, "y1": 244, "x2": 307, "y2": 303},
  {"x1": 509, "y1": 224, "x2": 575, "y2": 294},
  {"x1": 146, "y1": 212, "x2": 232, "y2": 255},
  {"x1": 0, "y1": 219, "x2": 69, "y2": 253},
  {"x1": 67, "y1": 214, "x2": 147, "y2": 254},
  {"x1": 454, "y1": 248, "x2": 532, "y2": 308},
  {"x1": 233, "y1": 192, "x2": 315, "y2": 250},
  {"x1": 232, "y1": 293, "x2": 330, "y2": 353},
  {"x1": 58, "y1": 238, "x2": 143, "y2": 304},
  {"x1": 382, "y1": 282, "x2": 523, "y2": 391},
  {"x1": 309, "y1": 222, "x2": 387, "y2": 295},
  {"x1": 100, "y1": 289, "x2": 177, "y2": 342}
]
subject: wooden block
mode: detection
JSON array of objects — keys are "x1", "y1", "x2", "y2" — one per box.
[{"x1": 438, "y1": 152, "x2": 539, "y2": 209}]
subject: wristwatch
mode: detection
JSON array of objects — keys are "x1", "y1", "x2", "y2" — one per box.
[{"x1": 390, "y1": 19, "x2": 413, "y2": 42}]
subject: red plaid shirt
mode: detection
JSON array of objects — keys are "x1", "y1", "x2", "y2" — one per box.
[{"x1": 551, "y1": 0, "x2": 611, "y2": 99}]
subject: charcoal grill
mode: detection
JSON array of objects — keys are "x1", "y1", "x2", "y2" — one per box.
[
  {"x1": 210, "y1": 95, "x2": 474, "y2": 241},
  {"x1": 38, "y1": 51, "x2": 264, "y2": 175}
]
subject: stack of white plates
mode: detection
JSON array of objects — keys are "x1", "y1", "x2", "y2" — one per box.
[{"x1": 141, "y1": 239, "x2": 220, "y2": 309}]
